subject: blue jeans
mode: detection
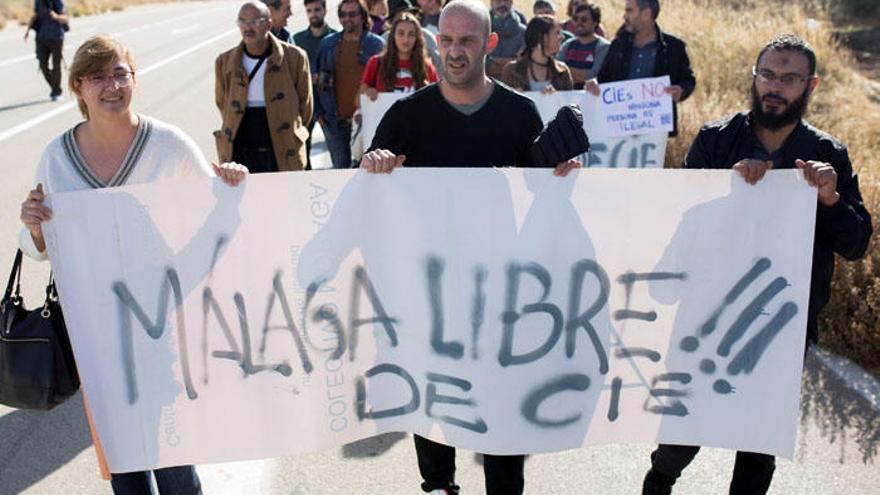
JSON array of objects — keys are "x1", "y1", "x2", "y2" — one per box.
[
  {"x1": 320, "y1": 118, "x2": 353, "y2": 169},
  {"x1": 110, "y1": 465, "x2": 202, "y2": 495}
]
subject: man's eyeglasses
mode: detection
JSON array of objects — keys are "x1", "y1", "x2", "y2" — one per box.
[
  {"x1": 338, "y1": 10, "x2": 361, "y2": 18},
  {"x1": 81, "y1": 71, "x2": 134, "y2": 87},
  {"x1": 237, "y1": 18, "x2": 267, "y2": 28},
  {"x1": 752, "y1": 67, "x2": 815, "y2": 88},
  {"x1": 574, "y1": 15, "x2": 591, "y2": 23}
]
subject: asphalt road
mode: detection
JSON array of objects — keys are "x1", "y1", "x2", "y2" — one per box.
[{"x1": 0, "y1": 2, "x2": 878, "y2": 493}]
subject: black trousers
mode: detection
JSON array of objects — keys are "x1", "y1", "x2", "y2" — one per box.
[
  {"x1": 36, "y1": 38, "x2": 63, "y2": 95},
  {"x1": 232, "y1": 146, "x2": 278, "y2": 174},
  {"x1": 110, "y1": 465, "x2": 202, "y2": 495},
  {"x1": 304, "y1": 120, "x2": 315, "y2": 170},
  {"x1": 642, "y1": 444, "x2": 776, "y2": 495},
  {"x1": 415, "y1": 435, "x2": 525, "y2": 494}
]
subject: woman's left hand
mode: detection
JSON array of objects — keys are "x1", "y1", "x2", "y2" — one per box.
[
  {"x1": 540, "y1": 85, "x2": 556, "y2": 95},
  {"x1": 212, "y1": 162, "x2": 249, "y2": 187}
]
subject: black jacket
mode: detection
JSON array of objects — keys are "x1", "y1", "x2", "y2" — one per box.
[
  {"x1": 684, "y1": 111, "x2": 873, "y2": 345},
  {"x1": 597, "y1": 24, "x2": 696, "y2": 136}
]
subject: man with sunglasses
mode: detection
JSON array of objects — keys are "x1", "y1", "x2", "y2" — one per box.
[
  {"x1": 640, "y1": 33, "x2": 872, "y2": 495},
  {"x1": 313, "y1": 0, "x2": 385, "y2": 168},
  {"x1": 556, "y1": 3, "x2": 608, "y2": 89}
]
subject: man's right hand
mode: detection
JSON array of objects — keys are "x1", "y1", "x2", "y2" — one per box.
[
  {"x1": 732, "y1": 159, "x2": 773, "y2": 185},
  {"x1": 361, "y1": 149, "x2": 406, "y2": 174},
  {"x1": 584, "y1": 78, "x2": 600, "y2": 97}
]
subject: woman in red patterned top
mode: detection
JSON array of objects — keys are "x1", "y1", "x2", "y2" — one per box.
[{"x1": 357, "y1": 12, "x2": 438, "y2": 104}]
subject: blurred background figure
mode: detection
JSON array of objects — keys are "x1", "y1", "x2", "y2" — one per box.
[
  {"x1": 502, "y1": 15, "x2": 572, "y2": 92},
  {"x1": 556, "y1": 2, "x2": 608, "y2": 88},
  {"x1": 313, "y1": 0, "x2": 385, "y2": 168},
  {"x1": 294, "y1": 0, "x2": 338, "y2": 169},
  {"x1": 24, "y1": 0, "x2": 69, "y2": 101},
  {"x1": 367, "y1": 0, "x2": 389, "y2": 34},
  {"x1": 486, "y1": 0, "x2": 525, "y2": 78},
  {"x1": 262, "y1": 0, "x2": 293, "y2": 42},
  {"x1": 359, "y1": 11, "x2": 439, "y2": 102}
]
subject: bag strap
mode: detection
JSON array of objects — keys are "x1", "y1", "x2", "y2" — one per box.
[
  {"x1": 4, "y1": 249, "x2": 23, "y2": 303},
  {"x1": 247, "y1": 56, "x2": 267, "y2": 82}
]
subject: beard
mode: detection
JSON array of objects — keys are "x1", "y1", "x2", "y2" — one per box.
[
  {"x1": 309, "y1": 17, "x2": 325, "y2": 28},
  {"x1": 750, "y1": 82, "x2": 810, "y2": 130}
]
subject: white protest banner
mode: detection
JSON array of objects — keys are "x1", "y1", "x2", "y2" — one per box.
[
  {"x1": 358, "y1": 77, "x2": 671, "y2": 168},
  {"x1": 46, "y1": 169, "x2": 815, "y2": 473}
]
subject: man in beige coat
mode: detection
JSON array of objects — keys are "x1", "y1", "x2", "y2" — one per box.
[{"x1": 215, "y1": 1, "x2": 312, "y2": 173}]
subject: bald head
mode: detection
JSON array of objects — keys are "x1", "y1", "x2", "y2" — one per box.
[
  {"x1": 239, "y1": 1, "x2": 270, "y2": 19},
  {"x1": 440, "y1": 0, "x2": 491, "y2": 42}
]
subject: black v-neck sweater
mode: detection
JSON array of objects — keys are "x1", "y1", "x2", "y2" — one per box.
[{"x1": 368, "y1": 82, "x2": 544, "y2": 168}]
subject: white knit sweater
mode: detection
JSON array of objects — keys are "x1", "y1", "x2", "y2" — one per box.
[{"x1": 19, "y1": 115, "x2": 213, "y2": 260}]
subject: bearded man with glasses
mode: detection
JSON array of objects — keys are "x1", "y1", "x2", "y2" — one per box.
[{"x1": 640, "y1": 33, "x2": 872, "y2": 495}]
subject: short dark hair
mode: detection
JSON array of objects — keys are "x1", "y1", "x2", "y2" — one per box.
[
  {"x1": 262, "y1": 0, "x2": 282, "y2": 9},
  {"x1": 304, "y1": 0, "x2": 325, "y2": 6},
  {"x1": 574, "y1": 3, "x2": 600, "y2": 24},
  {"x1": 635, "y1": 0, "x2": 659, "y2": 19},
  {"x1": 533, "y1": 0, "x2": 553, "y2": 13},
  {"x1": 756, "y1": 33, "x2": 817, "y2": 75}
]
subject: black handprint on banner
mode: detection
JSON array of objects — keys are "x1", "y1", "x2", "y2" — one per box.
[{"x1": 677, "y1": 257, "x2": 799, "y2": 395}]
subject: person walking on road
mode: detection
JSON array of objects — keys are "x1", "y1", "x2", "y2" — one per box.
[{"x1": 24, "y1": 0, "x2": 68, "y2": 100}]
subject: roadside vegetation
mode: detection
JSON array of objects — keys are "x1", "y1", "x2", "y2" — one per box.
[
  {"x1": 513, "y1": 0, "x2": 880, "y2": 375},
  {"x1": 0, "y1": 0, "x2": 192, "y2": 29}
]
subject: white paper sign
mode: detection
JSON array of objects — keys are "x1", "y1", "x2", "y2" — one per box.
[
  {"x1": 359, "y1": 78, "x2": 671, "y2": 168},
  {"x1": 595, "y1": 75, "x2": 674, "y2": 136},
  {"x1": 46, "y1": 169, "x2": 815, "y2": 473}
]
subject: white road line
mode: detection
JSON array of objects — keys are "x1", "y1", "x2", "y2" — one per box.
[
  {"x1": 171, "y1": 25, "x2": 201, "y2": 36},
  {"x1": 0, "y1": 6, "x2": 228, "y2": 67},
  {"x1": 0, "y1": 28, "x2": 236, "y2": 144},
  {"x1": 812, "y1": 347, "x2": 880, "y2": 412},
  {"x1": 0, "y1": 53, "x2": 35, "y2": 68}
]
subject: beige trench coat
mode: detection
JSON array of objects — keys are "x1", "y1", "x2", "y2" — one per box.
[{"x1": 214, "y1": 34, "x2": 313, "y2": 171}]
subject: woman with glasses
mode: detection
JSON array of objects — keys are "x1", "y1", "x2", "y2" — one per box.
[
  {"x1": 501, "y1": 15, "x2": 573, "y2": 93},
  {"x1": 18, "y1": 35, "x2": 247, "y2": 495},
  {"x1": 357, "y1": 12, "x2": 438, "y2": 103}
]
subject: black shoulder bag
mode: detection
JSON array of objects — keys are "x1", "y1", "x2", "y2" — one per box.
[{"x1": 0, "y1": 250, "x2": 79, "y2": 410}]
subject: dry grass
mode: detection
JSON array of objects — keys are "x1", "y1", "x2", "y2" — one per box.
[
  {"x1": 512, "y1": 0, "x2": 880, "y2": 374},
  {"x1": 0, "y1": 0, "x2": 190, "y2": 29}
]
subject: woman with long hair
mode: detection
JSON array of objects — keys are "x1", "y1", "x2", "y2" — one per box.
[
  {"x1": 357, "y1": 12, "x2": 438, "y2": 103},
  {"x1": 18, "y1": 35, "x2": 246, "y2": 495},
  {"x1": 501, "y1": 15, "x2": 573, "y2": 93}
]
